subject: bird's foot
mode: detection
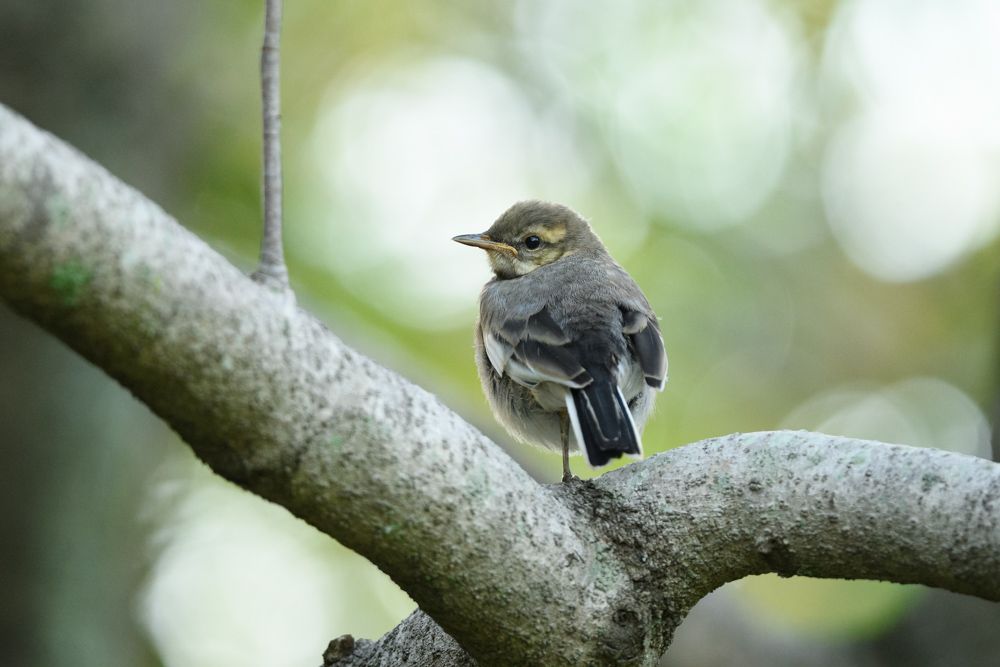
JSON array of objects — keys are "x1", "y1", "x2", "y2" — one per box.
[{"x1": 561, "y1": 472, "x2": 581, "y2": 483}]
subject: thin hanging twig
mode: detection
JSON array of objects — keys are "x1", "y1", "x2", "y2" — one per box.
[{"x1": 253, "y1": 0, "x2": 289, "y2": 289}]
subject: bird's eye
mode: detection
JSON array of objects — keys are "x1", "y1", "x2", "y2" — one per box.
[{"x1": 524, "y1": 235, "x2": 542, "y2": 250}]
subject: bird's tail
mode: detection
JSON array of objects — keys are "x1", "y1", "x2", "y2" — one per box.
[{"x1": 566, "y1": 382, "x2": 642, "y2": 468}]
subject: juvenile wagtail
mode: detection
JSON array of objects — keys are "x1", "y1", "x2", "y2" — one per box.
[{"x1": 454, "y1": 200, "x2": 667, "y2": 481}]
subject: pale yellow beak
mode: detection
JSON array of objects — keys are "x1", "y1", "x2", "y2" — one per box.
[{"x1": 452, "y1": 234, "x2": 518, "y2": 256}]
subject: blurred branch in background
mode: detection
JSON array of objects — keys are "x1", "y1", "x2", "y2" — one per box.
[
  {"x1": 0, "y1": 0, "x2": 195, "y2": 665},
  {"x1": 666, "y1": 587, "x2": 1000, "y2": 667},
  {"x1": 0, "y1": 306, "x2": 166, "y2": 667}
]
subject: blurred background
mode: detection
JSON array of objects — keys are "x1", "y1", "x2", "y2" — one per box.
[{"x1": 1, "y1": 0, "x2": 999, "y2": 665}]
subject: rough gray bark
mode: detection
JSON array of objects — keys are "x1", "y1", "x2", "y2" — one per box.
[
  {"x1": 0, "y1": 103, "x2": 998, "y2": 667},
  {"x1": 322, "y1": 611, "x2": 475, "y2": 667}
]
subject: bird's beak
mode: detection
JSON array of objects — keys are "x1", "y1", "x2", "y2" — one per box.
[{"x1": 452, "y1": 234, "x2": 518, "y2": 256}]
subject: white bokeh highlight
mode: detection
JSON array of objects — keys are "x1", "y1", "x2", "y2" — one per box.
[
  {"x1": 822, "y1": 0, "x2": 1000, "y2": 282},
  {"x1": 781, "y1": 377, "x2": 991, "y2": 459},
  {"x1": 142, "y1": 457, "x2": 415, "y2": 667},
  {"x1": 299, "y1": 57, "x2": 587, "y2": 329},
  {"x1": 517, "y1": 0, "x2": 802, "y2": 230}
]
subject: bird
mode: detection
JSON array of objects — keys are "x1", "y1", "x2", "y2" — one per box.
[{"x1": 453, "y1": 200, "x2": 667, "y2": 482}]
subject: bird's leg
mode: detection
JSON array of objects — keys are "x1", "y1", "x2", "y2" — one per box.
[{"x1": 560, "y1": 410, "x2": 579, "y2": 483}]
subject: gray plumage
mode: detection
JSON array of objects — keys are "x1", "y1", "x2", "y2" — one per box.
[{"x1": 454, "y1": 200, "x2": 667, "y2": 479}]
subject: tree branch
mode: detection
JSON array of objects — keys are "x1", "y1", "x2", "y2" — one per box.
[
  {"x1": 322, "y1": 611, "x2": 474, "y2": 667},
  {"x1": 1, "y1": 104, "x2": 998, "y2": 667},
  {"x1": 595, "y1": 431, "x2": 1000, "y2": 603},
  {"x1": 252, "y1": 0, "x2": 288, "y2": 290}
]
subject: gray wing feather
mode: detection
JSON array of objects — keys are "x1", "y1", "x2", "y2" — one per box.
[
  {"x1": 524, "y1": 308, "x2": 572, "y2": 345},
  {"x1": 509, "y1": 340, "x2": 590, "y2": 388},
  {"x1": 621, "y1": 307, "x2": 668, "y2": 391},
  {"x1": 621, "y1": 309, "x2": 647, "y2": 335},
  {"x1": 486, "y1": 306, "x2": 591, "y2": 389},
  {"x1": 498, "y1": 307, "x2": 571, "y2": 346}
]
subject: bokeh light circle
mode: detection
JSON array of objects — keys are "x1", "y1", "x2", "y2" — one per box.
[
  {"x1": 299, "y1": 56, "x2": 587, "y2": 329},
  {"x1": 821, "y1": 0, "x2": 1000, "y2": 282},
  {"x1": 782, "y1": 377, "x2": 991, "y2": 459},
  {"x1": 517, "y1": 0, "x2": 802, "y2": 230}
]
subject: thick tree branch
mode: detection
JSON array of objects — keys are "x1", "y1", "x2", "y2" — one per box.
[
  {"x1": 595, "y1": 431, "x2": 1000, "y2": 605},
  {"x1": 1, "y1": 104, "x2": 998, "y2": 667}
]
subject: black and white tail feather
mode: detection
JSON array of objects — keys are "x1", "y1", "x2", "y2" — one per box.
[{"x1": 565, "y1": 383, "x2": 642, "y2": 468}]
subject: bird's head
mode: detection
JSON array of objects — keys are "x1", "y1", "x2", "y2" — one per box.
[{"x1": 453, "y1": 200, "x2": 604, "y2": 279}]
